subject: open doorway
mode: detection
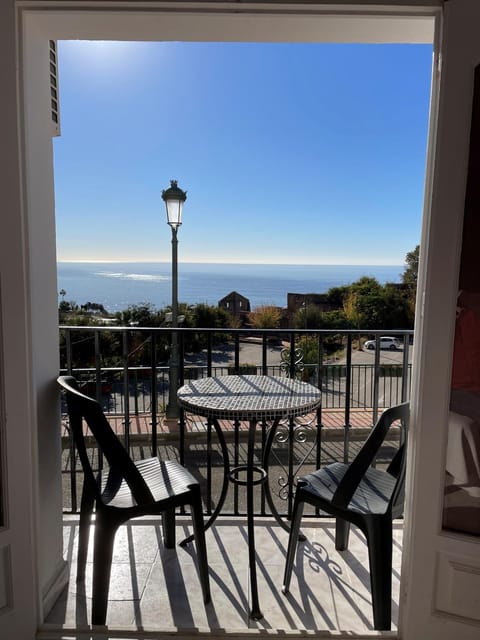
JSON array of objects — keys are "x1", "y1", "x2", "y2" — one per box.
[
  {"x1": 48, "y1": 37, "x2": 434, "y2": 632},
  {"x1": 13, "y1": 6, "x2": 440, "y2": 640}
]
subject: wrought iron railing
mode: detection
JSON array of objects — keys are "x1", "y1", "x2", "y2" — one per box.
[{"x1": 59, "y1": 326, "x2": 413, "y2": 517}]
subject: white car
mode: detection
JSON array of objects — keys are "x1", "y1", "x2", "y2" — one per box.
[{"x1": 364, "y1": 336, "x2": 401, "y2": 351}]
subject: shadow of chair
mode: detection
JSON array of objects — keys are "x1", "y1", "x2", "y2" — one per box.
[
  {"x1": 283, "y1": 401, "x2": 409, "y2": 630},
  {"x1": 58, "y1": 375, "x2": 210, "y2": 626}
]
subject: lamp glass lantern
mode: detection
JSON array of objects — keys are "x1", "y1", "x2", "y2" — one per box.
[
  {"x1": 161, "y1": 179, "x2": 187, "y2": 420},
  {"x1": 162, "y1": 179, "x2": 187, "y2": 229}
]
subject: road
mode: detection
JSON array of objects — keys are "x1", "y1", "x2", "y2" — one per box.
[
  {"x1": 103, "y1": 341, "x2": 413, "y2": 414},
  {"x1": 339, "y1": 344, "x2": 413, "y2": 366},
  {"x1": 187, "y1": 340, "x2": 413, "y2": 409},
  {"x1": 189, "y1": 339, "x2": 413, "y2": 368},
  {"x1": 196, "y1": 339, "x2": 413, "y2": 371},
  {"x1": 185, "y1": 339, "x2": 286, "y2": 368},
  {"x1": 336, "y1": 344, "x2": 414, "y2": 408}
]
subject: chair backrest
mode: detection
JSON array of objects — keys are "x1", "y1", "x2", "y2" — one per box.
[
  {"x1": 58, "y1": 375, "x2": 154, "y2": 504},
  {"x1": 332, "y1": 402, "x2": 410, "y2": 515}
]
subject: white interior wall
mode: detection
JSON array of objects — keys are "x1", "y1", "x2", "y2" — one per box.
[
  {"x1": 21, "y1": 27, "x2": 68, "y2": 613},
  {"x1": 0, "y1": 2, "x2": 41, "y2": 636}
]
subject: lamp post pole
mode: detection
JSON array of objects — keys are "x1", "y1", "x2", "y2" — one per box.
[
  {"x1": 168, "y1": 225, "x2": 179, "y2": 419},
  {"x1": 162, "y1": 180, "x2": 187, "y2": 421}
]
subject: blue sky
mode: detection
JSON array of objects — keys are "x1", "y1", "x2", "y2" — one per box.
[{"x1": 53, "y1": 41, "x2": 433, "y2": 265}]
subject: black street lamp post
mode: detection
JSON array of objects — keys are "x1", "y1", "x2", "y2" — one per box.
[{"x1": 161, "y1": 179, "x2": 187, "y2": 420}]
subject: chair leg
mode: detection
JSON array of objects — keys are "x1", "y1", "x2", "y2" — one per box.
[
  {"x1": 365, "y1": 517, "x2": 393, "y2": 631},
  {"x1": 335, "y1": 518, "x2": 351, "y2": 550},
  {"x1": 77, "y1": 483, "x2": 95, "y2": 581},
  {"x1": 91, "y1": 511, "x2": 118, "y2": 626},
  {"x1": 282, "y1": 491, "x2": 305, "y2": 594},
  {"x1": 162, "y1": 507, "x2": 176, "y2": 548},
  {"x1": 190, "y1": 488, "x2": 211, "y2": 604}
]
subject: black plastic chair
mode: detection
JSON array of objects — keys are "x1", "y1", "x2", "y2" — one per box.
[
  {"x1": 58, "y1": 375, "x2": 210, "y2": 626},
  {"x1": 283, "y1": 402, "x2": 409, "y2": 631}
]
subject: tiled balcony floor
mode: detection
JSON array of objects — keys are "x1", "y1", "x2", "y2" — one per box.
[{"x1": 46, "y1": 516, "x2": 403, "y2": 635}]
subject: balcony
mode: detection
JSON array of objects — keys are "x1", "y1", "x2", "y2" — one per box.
[
  {"x1": 46, "y1": 516, "x2": 404, "y2": 632},
  {"x1": 50, "y1": 326, "x2": 412, "y2": 633}
]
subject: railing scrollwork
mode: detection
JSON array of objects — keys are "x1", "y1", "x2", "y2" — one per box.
[
  {"x1": 266, "y1": 414, "x2": 317, "y2": 503},
  {"x1": 280, "y1": 346, "x2": 305, "y2": 379}
]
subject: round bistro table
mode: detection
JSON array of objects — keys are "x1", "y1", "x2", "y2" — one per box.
[{"x1": 177, "y1": 374, "x2": 321, "y2": 620}]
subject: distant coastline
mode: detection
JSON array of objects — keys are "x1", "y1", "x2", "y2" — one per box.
[{"x1": 57, "y1": 261, "x2": 404, "y2": 312}]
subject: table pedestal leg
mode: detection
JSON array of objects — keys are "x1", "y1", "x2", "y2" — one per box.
[
  {"x1": 180, "y1": 417, "x2": 230, "y2": 547},
  {"x1": 247, "y1": 419, "x2": 262, "y2": 620}
]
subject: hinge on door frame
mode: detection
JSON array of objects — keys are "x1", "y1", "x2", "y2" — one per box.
[{"x1": 436, "y1": 51, "x2": 442, "y2": 76}]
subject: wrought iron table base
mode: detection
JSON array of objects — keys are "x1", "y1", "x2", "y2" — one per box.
[
  {"x1": 181, "y1": 416, "x2": 284, "y2": 619},
  {"x1": 177, "y1": 374, "x2": 321, "y2": 620}
]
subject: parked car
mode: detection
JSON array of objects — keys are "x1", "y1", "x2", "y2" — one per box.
[{"x1": 364, "y1": 336, "x2": 401, "y2": 351}]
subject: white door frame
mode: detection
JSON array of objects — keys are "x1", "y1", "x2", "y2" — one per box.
[
  {"x1": 402, "y1": 1, "x2": 480, "y2": 636},
  {"x1": 11, "y1": 1, "x2": 479, "y2": 638}
]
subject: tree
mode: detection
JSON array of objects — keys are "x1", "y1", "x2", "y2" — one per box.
[
  {"x1": 350, "y1": 276, "x2": 383, "y2": 297},
  {"x1": 402, "y1": 245, "x2": 420, "y2": 288},
  {"x1": 185, "y1": 303, "x2": 230, "y2": 352},
  {"x1": 248, "y1": 305, "x2": 281, "y2": 329},
  {"x1": 343, "y1": 291, "x2": 364, "y2": 327},
  {"x1": 81, "y1": 301, "x2": 107, "y2": 315},
  {"x1": 58, "y1": 300, "x2": 83, "y2": 323},
  {"x1": 341, "y1": 277, "x2": 380, "y2": 329},
  {"x1": 402, "y1": 244, "x2": 420, "y2": 322},
  {"x1": 193, "y1": 303, "x2": 230, "y2": 329},
  {"x1": 58, "y1": 300, "x2": 72, "y2": 315},
  {"x1": 292, "y1": 304, "x2": 324, "y2": 330},
  {"x1": 115, "y1": 303, "x2": 162, "y2": 327},
  {"x1": 324, "y1": 285, "x2": 350, "y2": 308},
  {"x1": 321, "y1": 309, "x2": 349, "y2": 329},
  {"x1": 343, "y1": 291, "x2": 365, "y2": 350}
]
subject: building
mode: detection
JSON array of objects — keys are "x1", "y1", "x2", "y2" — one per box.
[
  {"x1": 218, "y1": 291, "x2": 251, "y2": 320},
  {"x1": 287, "y1": 292, "x2": 338, "y2": 319},
  {"x1": 1, "y1": 2, "x2": 480, "y2": 639}
]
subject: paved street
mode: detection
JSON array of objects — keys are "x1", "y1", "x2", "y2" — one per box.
[
  {"x1": 341, "y1": 343, "x2": 413, "y2": 366},
  {"x1": 81, "y1": 338, "x2": 412, "y2": 435},
  {"x1": 184, "y1": 339, "x2": 286, "y2": 370},
  {"x1": 186, "y1": 338, "x2": 413, "y2": 369},
  {"x1": 189, "y1": 339, "x2": 414, "y2": 411}
]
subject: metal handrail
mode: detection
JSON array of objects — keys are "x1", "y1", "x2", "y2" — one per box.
[{"x1": 59, "y1": 325, "x2": 413, "y2": 516}]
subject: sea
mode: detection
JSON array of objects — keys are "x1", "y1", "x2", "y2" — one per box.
[{"x1": 57, "y1": 262, "x2": 404, "y2": 313}]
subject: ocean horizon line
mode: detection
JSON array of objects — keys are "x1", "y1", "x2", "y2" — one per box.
[{"x1": 57, "y1": 260, "x2": 405, "y2": 267}]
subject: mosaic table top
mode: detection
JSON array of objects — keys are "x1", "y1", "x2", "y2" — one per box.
[{"x1": 177, "y1": 374, "x2": 321, "y2": 421}]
